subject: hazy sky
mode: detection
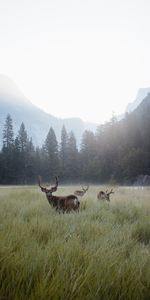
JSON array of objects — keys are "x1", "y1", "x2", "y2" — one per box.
[{"x1": 0, "y1": 0, "x2": 150, "y2": 123}]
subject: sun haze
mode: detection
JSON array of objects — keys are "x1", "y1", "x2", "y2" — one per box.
[{"x1": 0, "y1": 0, "x2": 150, "y2": 123}]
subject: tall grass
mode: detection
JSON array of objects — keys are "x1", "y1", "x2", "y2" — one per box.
[{"x1": 0, "y1": 186, "x2": 150, "y2": 300}]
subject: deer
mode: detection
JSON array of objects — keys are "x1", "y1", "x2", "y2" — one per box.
[
  {"x1": 74, "y1": 185, "x2": 89, "y2": 197},
  {"x1": 38, "y1": 176, "x2": 80, "y2": 213},
  {"x1": 97, "y1": 189, "x2": 114, "y2": 202}
]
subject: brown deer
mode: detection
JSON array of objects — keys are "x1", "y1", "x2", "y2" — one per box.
[
  {"x1": 97, "y1": 189, "x2": 114, "y2": 202},
  {"x1": 74, "y1": 185, "x2": 89, "y2": 197},
  {"x1": 38, "y1": 176, "x2": 80, "y2": 212}
]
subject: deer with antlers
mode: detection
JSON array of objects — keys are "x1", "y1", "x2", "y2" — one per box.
[
  {"x1": 97, "y1": 189, "x2": 114, "y2": 202},
  {"x1": 38, "y1": 176, "x2": 80, "y2": 212},
  {"x1": 74, "y1": 185, "x2": 89, "y2": 197}
]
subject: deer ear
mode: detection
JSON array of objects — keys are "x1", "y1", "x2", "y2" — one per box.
[{"x1": 41, "y1": 186, "x2": 46, "y2": 193}]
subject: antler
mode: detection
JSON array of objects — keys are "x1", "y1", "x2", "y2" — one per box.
[
  {"x1": 107, "y1": 189, "x2": 114, "y2": 195},
  {"x1": 50, "y1": 176, "x2": 58, "y2": 192},
  {"x1": 82, "y1": 185, "x2": 89, "y2": 192},
  {"x1": 38, "y1": 176, "x2": 48, "y2": 192},
  {"x1": 38, "y1": 176, "x2": 58, "y2": 193}
]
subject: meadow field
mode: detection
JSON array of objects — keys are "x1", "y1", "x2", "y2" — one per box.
[{"x1": 0, "y1": 185, "x2": 150, "y2": 300}]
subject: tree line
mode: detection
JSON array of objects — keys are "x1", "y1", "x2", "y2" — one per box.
[{"x1": 0, "y1": 100, "x2": 150, "y2": 185}]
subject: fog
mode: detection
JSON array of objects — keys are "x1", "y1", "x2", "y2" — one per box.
[{"x1": 0, "y1": 0, "x2": 150, "y2": 123}]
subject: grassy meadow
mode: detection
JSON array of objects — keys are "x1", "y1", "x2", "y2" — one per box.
[{"x1": 0, "y1": 185, "x2": 150, "y2": 300}]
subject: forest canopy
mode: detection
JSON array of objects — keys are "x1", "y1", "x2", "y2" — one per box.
[{"x1": 0, "y1": 95, "x2": 150, "y2": 185}]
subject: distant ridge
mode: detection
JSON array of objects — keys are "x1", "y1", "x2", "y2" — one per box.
[
  {"x1": 126, "y1": 87, "x2": 150, "y2": 113},
  {"x1": 0, "y1": 75, "x2": 97, "y2": 148},
  {"x1": 117, "y1": 87, "x2": 150, "y2": 121}
]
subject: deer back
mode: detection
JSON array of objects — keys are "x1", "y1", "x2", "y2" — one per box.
[
  {"x1": 97, "y1": 189, "x2": 114, "y2": 201},
  {"x1": 48, "y1": 194, "x2": 80, "y2": 212},
  {"x1": 97, "y1": 191, "x2": 108, "y2": 200}
]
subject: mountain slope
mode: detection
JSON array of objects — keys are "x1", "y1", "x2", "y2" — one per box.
[
  {"x1": 126, "y1": 87, "x2": 150, "y2": 113},
  {"x1": 0, "y1": 75, "x2": 97, "y2": 147}
]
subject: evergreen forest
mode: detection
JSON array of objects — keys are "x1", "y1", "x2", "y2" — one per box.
[{"x1": 0, "y1": 95, "x2": 150, "y2": 185}]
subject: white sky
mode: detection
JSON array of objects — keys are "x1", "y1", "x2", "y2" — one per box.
[{"x1": 0, "y1": 0, "x2": 150, "y2": 123}]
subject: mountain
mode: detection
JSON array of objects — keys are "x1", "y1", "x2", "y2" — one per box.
[
  {"x1": 0, "y1": 75, "x2": 97, "y2": 148},
  {"x1": 131, "y1": 92, "x2": 150, "y2": 134},
  {"x1": 126, "y1": 87, "x2": 150, "y2": 113},
  {"x1": 116, "y1": 87, "x2": 150, "y2": 121}
]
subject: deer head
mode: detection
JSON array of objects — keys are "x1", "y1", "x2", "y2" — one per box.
[
  {"x1": 81, "y1": 185, "x2": 89, "y2": 193},
  {"x1": 38, "y1": 176, "x2": 58, "y2": 196},
  {"x1": 74, "y1": 185, "x2": 89, "y2": 197}
]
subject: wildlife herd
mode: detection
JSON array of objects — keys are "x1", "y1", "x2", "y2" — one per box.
[{"x1": 38, "y1": 176, "x2": 114, "y2": 213}]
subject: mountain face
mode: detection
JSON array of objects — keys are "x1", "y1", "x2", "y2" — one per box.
[
  {"x1": 126, "y1": 87, "x2": 150, "y2": 113},
  {"x1": 131, "y1": 92, "x2": 150, "y2": 130},
  {"x1": 0, "y1": 75, "x2": 97, "y2": 148}
]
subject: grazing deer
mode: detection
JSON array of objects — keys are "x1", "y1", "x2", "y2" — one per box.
[
  {"x1": 97, "y1": 189, "x2": 114, "y2": 202},
  {"x1": 38, "y1": 176, "x2": 80, "y2": 212},
  {"x1": 74, "y1": 185, "x2": 89, "y2": 197}
]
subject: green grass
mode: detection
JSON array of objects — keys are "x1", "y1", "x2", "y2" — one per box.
[{"x1": 0, "y1": 185, "x2": 150, "y2": 300}]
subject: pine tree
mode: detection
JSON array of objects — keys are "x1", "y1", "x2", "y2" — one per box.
[
  {"x1": 67, "y1": 131, "x2": 79, "y2": 181},
  {"x1": 18, "y1": 122, "x2": 28, "y2": 152},
  {"x1": 0, "y1": 151, "x2": 3, "y2": 183},
  {"x1": 25, "y1": 138, "x2": 36, "y2": 183},
  {"x1": 2, "y1": 114, "x2": 14, "y2": 183},
  {"x1": 59, "y1": 125, "x2": 68, "y2": 181},
  {"x1": 13, "y1": 137, "x2": 21, "y2": 184},
  {"x1": 44, "y1": 127, "x2": 59, "y2": 180},
  {"x1": 3, "y1": 114, "x2": 14, "y2": 149},
  {"x1": 80, "y1": 130, "x2": 97, "y2": 181},
  {"x1": 34, "y1": 147, "x2": 43, "y2": 180},
  {"x1": 16, "y1": 123, "x2": 28, "y2": 183}
]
